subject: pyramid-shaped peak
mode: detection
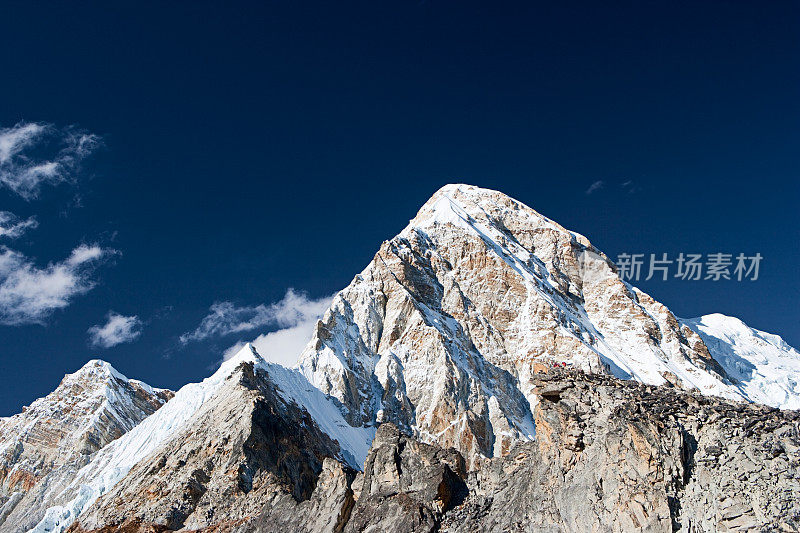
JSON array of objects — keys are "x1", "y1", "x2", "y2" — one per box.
[
  {"x1": 70, "y1": 359, "x2": 128, "y2": 383},
  {"x1": 216, "y1": 342, "x2": 265, "y2": 378},
  {"x1": 408, "y1": 183, "x2": 591, "y2": 248},
  {"x1": 426, "y1": 183, "x2": 521, "y2": 207}
]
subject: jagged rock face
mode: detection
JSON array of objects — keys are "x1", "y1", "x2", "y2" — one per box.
[
  {"x1": 0, "y1": 361, "x2": 172, "y2": 530},
  {"x1": 343, "y1": 423, "x2": 468, "y2": 533},
  {"x1": 296, "y1": 184, "x2": 773, "y2": 465},
  {"x1": 68, "y1": 363, "x2": 345, "y2": 532},
  {"x1": 445, "y1": 370, "x2": 800, "y2": 532},
  {"x1": 340, "y1": 372, "x2": 800, "y2": 533},
  {"x1": 236, "y1": 457, "x2": 356, "y2": 533}
]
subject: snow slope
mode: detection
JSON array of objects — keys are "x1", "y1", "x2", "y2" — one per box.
[
  {"x1": 264, "y1": 362, "x2": 375, "y2": 469},
  {"x1": 682, "y1": 313, "x2": 800, "y2": 410}
]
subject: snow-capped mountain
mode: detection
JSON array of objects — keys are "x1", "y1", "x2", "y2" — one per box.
[
  {"x1": 296, "y1": 184, "x2": 799, "y2": 465},
  {"x1": 0, "y1": 361, "x2": 172, "y2": 530},
  {"x1": 4, "y1": 184, "x2": 799, "y2": 532}
]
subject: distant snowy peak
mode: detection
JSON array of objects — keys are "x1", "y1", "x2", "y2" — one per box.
[
  {"x1": 1, "y1": 359, "x2": 172, "y2": 458},
  {"x1": 0, "y1": 360, "x2": 172, "y2": 531},
  {"x1": 70, "y1": 359, "x2": 170, "y2": 398},
  {"x1": 10, "y1": 359, "x2": 174, "y2": 438},
  {"x1": 682, "y1": 314, "x2": 800, "y2": 410}
]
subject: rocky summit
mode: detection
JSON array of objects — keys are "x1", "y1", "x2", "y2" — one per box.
[{"x1": 2, "y1": 185, "x2": 799, "y2": 532}]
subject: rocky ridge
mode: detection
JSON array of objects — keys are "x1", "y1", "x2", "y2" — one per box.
[
  {"x1": 28, "y1": 345, "x2": 373, "y2": 533},
  {"x1": 439, "y1": 369, "x2": 800, "y2": 532},
  {"x1": 70, "y1": 361, "x2": 347, "y2": 531},
  {"x1": 64, "y1": 365, "x2": 800, "y2": 532}
]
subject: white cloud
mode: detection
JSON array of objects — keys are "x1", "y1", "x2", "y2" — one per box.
[
  {"x1": 183, "y1": 289, "x2": 333, "y2": 368},
  {"x1": 180, "y1": 289, "x2": 331, "y2": 344},
  {"x1": 222, "y1": 315, "x2": 324, "y2": 367},
  {"x1": 88, "y1": 312, "x2": 143, "y2": 349},
  {"x1": 0, "y1": 122, "x2": 111, "y2": 325},
  {"x1": 0, "y1": 212, "x2": 38, "y2": 239},
  {"x1": 585, "y1": 180, "x2": 605, "y2": 195},
  {"x1": 0, "y1": 244, "x2": 112, "y2": 325},
  {"x1": 0, "y1": 122, "x2": 100, "y2": 200}
]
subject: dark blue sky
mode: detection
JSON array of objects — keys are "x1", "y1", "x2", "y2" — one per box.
[{"x1": 1, "y1": 1, "x2": 798, "y2": 415}]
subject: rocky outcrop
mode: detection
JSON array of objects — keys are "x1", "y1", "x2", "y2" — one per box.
[
  {"x1": 336, "y1": 370, "x2": 800, "y2": 533},
  {"x1": 237, "y1": 457, "x2": 356, "y2": 533},
  {"x1": 0, "y1": 361, "x2": 172, "y2": 532},
  {"x1": 343, "y1": 423, "x2": 467, "y2": 533},
  {"x1": 452, "y1": 369, "x2": 800, "y2": 532}
]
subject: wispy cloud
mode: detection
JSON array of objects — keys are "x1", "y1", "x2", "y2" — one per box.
[
  {"x1": 0, "y1": 122, "x2": 100, "y2": 200},
  {"x1": 0, "y1": 212, "x2": 38, "y2": 239},
  {"x1": 181, "y1": 289, "x2": 331, "y2": 345},
  {"x1": 0, "y1": 244, "x2": 112, "y2": 325},
  {"x1": 0, "y1": 122, "x2": 112, "y2": 326},
  {"x1": 88, "y1": 312, "x2": 143, "y2": 348},
  {"x1": 621, "y1": 180, "x2": 641, "y2": 194},
  {"x1": 585, "y1": 180, "x2": 605, "y2": 195}
]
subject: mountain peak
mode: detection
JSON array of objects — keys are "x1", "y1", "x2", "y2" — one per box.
[
  {"x1": 11, "y1": 184, "x2": 800, "y2": 532},
  {"x1": 410, "y1": 183, "x2": 592, "y2": 248},
  {"x1": 218, "y1": 342, "x2": 264, "y2": 375},
  {"x1": 73, "y1": 359, "x2": 128, "y2": 383},
  {"x1": 429, "y1": 183, "x2": 503, "y2": 199},
  {"x1": 0, "y1": 362, "x2": 172, "y2": 529},
  {"x1": 297, "y1": 184, "x2": 800, "y2": 470}
]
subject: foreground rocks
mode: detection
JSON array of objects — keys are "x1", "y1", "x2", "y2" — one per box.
[
  {"x1": 441, "y1": 369, "x2": 800, "y2": 532},
  {"x1": 343, "y1": 423, "x2": 467, "y2": 533},
  {"x1": 65, "y1": 367, "x2": 799, "y2": 532}
]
